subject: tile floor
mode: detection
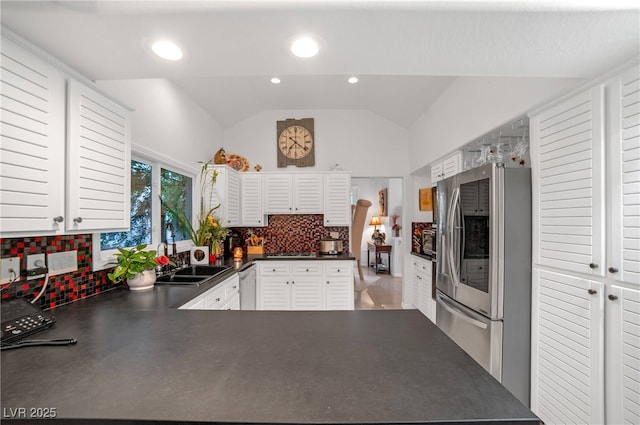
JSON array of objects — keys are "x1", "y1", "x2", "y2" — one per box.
[{"x1": 354, "y1": 265, "x2": 404, "y2": 310}]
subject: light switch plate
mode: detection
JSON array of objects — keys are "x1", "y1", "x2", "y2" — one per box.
[
  {"x1": 1, "y1": 257, "x2": 21, "y2": 284},
  {"x1": 48, "y1": 251, "x2": 78, "y2": 276}
]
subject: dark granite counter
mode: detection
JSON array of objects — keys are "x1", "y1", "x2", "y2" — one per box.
[{"x1": 1, "y1": 254, "x2": 538, "y2": 425}]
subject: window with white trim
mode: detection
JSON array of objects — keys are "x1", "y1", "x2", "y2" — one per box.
[{"x1": 92, "y1": 154, "x2": 196, "y2": 271}]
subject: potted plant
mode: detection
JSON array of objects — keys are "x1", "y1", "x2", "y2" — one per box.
[
  {"x1": 160, "y1": 160, "x2": 229, "y2": 263},
  {"x1": 107, "y1": 244, "x2": 163, "y2": 291}
]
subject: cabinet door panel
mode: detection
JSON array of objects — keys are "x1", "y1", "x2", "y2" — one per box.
[
  {"x1": 324, "y1": 174, "x2": 351, "y2": 226},
  {"x1": 531, "y1": 269, "x2": 604, "y2": 425},
  {"x1": 264, "y1": 174, "x2": 293, "y2": 213},
  {"x1": 531, "y1": 86, "x2": 605, "y2": 276},
  {"x1": 259, "y1": 278, "x2": 290, "y2": 310},
  {"x1": 0, "y1": 37, "x2": 65, "y2": 233},
  {"x1": 291, "y1": 278, "x2": 323, "y2": 310},
  {"x1": 610, "y1": 65, "x2": 640, "y2": 286},
  {"x1": 66, "y1": 79, "x2": 131, "y2": 232},
  {"x1": 241, "y1": 173, "x2": 264, "y2": 226},
  {"x1": 325, "y1": 276, "x2": 354, "y2": 310},
  {"x1": 606, "y1": 285, "x2": 640, "y2": 425},
  {"x1": 294, "y1": 175, "x2": 323, "y2": 213},
  {"x1": 226, "y1": 169, "x2": 241, "y2": 226}
]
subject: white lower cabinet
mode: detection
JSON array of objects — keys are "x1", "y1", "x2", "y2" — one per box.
[
  {"x1": 257, "y1": 261, "x2": 354, "y2": 310},
  {"x1": 325, "y1": 262, "x2": 355, "y2": 310},
  {"x1": 411, "y1": 256, "x2": 435, "y2": 322},
  {"x1": 179, "y1": 274, "x2": 240, "y2": 310}
]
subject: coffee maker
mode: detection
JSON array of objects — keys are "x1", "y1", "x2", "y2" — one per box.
[{"x1": 225, "y1": 231, "x2": 244, "y2": 258}]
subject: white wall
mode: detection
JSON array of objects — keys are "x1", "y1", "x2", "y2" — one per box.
[
  {"x1": 223, "y1": 109, "x2": 409, "y2": 177},
  {"x1": 96, "y1": 79, "x2": 224, "y2": 169},
  {"x1": 407, "y1": 76, "x2": 582, "y2": 174}
]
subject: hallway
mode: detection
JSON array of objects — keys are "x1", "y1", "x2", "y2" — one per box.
[{"x1": 354, "y1": 266, "x2": 403, "y2": 310}]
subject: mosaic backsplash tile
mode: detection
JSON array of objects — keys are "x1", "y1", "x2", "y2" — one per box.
[
  {"x1": 411, "y1": 222, "x2": 431, "y2": 254},
  {"x1": 233, "y1": 214, "x2": 349, "y2": 254},
  {"x1": 1, "y1": 214, "x2": 346, "y2": 309},
  {"x1": 0, "y1": 235, "x2": 114, "y2": 310}
]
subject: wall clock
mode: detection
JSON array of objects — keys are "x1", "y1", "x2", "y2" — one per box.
[{"x1": 277, "y1": 118, "x2": 315, "y2": 167}]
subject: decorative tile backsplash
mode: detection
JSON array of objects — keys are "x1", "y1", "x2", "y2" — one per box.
[
  {"x1": 1, "y1": 214, "x2": 347, "y2": 309},
  {"x1": 0, "y1": 234, "x2": 114, "y2": 310},
  {"x1": 411, "y1": 222, "x2": 431, "y2": 253},
  {"x1": 233, "y1": 214, "x2": 349, "y2": 254}
]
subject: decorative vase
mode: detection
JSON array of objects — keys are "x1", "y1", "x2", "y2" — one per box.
[
  {"x1": 127, "y1": 269, "x2": 156, "y2": 291},
  {"x1": 394, "y1": 230, "x2": 400, "y2": 237},
  {"x1": 190, "y1": 246, "x2": 209, "y2": 265}
]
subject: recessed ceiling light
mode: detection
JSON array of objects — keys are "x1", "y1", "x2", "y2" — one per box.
[
  {"x1": 348, "y1": 77, "x2": 359, "y2": 84},
  {"x1": 271, "y1": 77, "x2": 281, "y2": 84},
  {"x1": 291, "y1": 37, "x2": 319, "y2": 58},
  {"x1": 151, "y1": 40, "x2": 183, "y2": 61}
]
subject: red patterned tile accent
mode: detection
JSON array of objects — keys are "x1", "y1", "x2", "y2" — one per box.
[{"x1": 233, "y1": 214, "x2": 349, "y2": 254}]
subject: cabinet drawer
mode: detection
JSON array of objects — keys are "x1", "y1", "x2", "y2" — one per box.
[
  {"x1": 204, "y1": 286, "x2": 226, "y2": 309},
  {"x1": 224, "y1": 275, "x2": 240, "y2": 299},
  {"x1": 222, "y1": 292, "x2": 240, "y2": 310},
  {"x1": 258, "y1": 262, "x2": 291, "y2": 276},
  {"x1": 414, "y1": 258, "x2": 432, "y2": 276},
  {"x1": 292, "y1": 262, "x2": 323, "y2": 276},
  {"x1": 325, "y1": 261, "x2": 353, "y2": 276}
]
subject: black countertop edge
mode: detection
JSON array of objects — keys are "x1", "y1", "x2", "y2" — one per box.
[
  {"x1": 410, "y1": 251, "x2": 435, "y2": 261},
  {"x1": 4, "y1": 420, "x2": 540, "y2": 425}
]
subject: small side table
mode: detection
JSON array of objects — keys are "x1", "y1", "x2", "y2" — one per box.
[{"x1": 367, "y1": 242, "x2": 392, "y2": 275}]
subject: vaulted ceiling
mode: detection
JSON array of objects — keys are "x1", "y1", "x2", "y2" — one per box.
[{"x1": 1, "y1": 1, "x2": 638, "y2": 128}]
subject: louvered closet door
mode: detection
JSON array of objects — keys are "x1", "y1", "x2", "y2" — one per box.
[
  {"x1": 531, "y1": 86, "x2": 605, "y2": 276},
  {"x1": 66, "y1": 79, "x2": 131, "y2": 232},
  {"x1": 610, "y1": 65, "x2": 640, "y2": 286},
  {"x1": 531, "y1": 269, "x2": 604, "y2": 425},
  {"x1": 606, "y1": 285, "x2": 640, "y2": 425},
  {"x1": 0, "y1": 38, "x2": 65, "y2": 233}
]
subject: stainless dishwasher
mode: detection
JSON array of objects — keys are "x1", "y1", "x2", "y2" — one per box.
[{"x1": 239, "y1": 264, "x2": 256, "y2": 310}]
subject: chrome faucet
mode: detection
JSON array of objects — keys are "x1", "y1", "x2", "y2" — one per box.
[{"x1": 157, "y1": 242, "x2": 168, "y2": 257}]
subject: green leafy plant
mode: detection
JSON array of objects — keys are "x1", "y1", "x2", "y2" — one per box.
[
  {"x1": 107, "y1": 244, "x2": 159, "y2": 284},
  {"x1": 160, "y1": 160, "x2": 228, "y2": 247}
]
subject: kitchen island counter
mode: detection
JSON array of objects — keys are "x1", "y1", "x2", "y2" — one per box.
[{"x1": 1, "y1": 287, "x2": 538, "y2": 424}]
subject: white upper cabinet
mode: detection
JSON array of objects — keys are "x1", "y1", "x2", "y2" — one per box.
[
  {"x1": 430, "y1": 151, "x2": 462, "y2": 185},
  {"x1": 240, "y1": 173, "x2": 264, "y2": 226},
  {"x1": 263, "y1": 174, "x2": 293, "y2": 213},
  {"x1": 209, "y1": 165, "x2": 241, "y2": 227},
  {"x1": 530, "y1": 85, "x2": 605, "y2": 277},
  {"x1": 608, "y1": 65, "x2": 640, "y2": 287},
  {"x1": 0, "y1": 36, "x2": 131, "y2": 236},
  {"x1": 263, "y1": 173, "x2": 323, "y2": 214},
  {"x1": 323, "y1": 173, "x2": 351, "y2": 226},
  {"x1": 0, "y1": 37, "x2": 66, "y2": 234},
  {"x1": 66, "y1": 79, "x2": 131, "y2": 232}
]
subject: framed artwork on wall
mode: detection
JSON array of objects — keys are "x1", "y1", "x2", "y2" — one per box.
[
  {"x1": 419, "y1": 188, "x2": 433, "y2": 211},
  {"x1": 378, "y1": 188, "x2": 387, "y2": 216}
]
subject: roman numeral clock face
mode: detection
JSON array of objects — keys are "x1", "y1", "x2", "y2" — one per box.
[{"x1": 278, "y1": 125, "x2": 313, "y2": 159}]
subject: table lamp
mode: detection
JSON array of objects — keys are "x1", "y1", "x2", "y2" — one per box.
[{"x1": 370, "y1": 216, "x2": 385, "y2": 244}]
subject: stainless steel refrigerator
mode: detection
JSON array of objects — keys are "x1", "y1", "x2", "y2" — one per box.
[{"x1": 435, "y1": 162, "x2": 532, "y2": 406}]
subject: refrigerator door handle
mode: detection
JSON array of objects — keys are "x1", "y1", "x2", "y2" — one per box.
[
  {"x1": 448, "y1": 187, "x2": 461, "y2": 286},
  {"x1": 437, "y1": 292, "x2": 488, "y2": 330}
]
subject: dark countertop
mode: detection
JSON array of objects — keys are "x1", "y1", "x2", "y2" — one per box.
[{"x1": 1, "y1": 255, "x2": 538, "y2": 425}]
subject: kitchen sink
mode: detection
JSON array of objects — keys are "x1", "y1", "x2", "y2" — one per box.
[
  {"x1": 175, "y1": 265, "x2": 230, "y2": 276},
  {"x1": 155, "y1": 275, "x2": 209, "y2": 285}
]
